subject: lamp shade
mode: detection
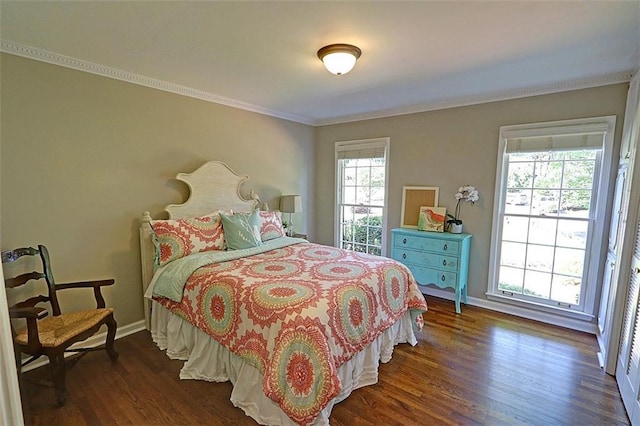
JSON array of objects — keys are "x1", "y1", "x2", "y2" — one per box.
[
  {"x1": 317, "y1": 44, "x2": 361, "y2": 75},
  {"x1": 280, "y1": 195, "x2": 302, "y2": 213}
]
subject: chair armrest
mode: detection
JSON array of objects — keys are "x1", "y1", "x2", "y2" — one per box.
[
  {"x1": 56, "y1": 279, "x2": 115, "y2": 309},
  {"x1": 9, "y1": 306, "x2": 48, "y2": 320},
  {"x1": 55, "y1": 279, "x2": 115, "y2": 290},
  {"x1": 9, "y1": 307, "x2": 46, "y2": 353}
]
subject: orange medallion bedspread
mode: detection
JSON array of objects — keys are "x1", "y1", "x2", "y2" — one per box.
[{"x1": 153, "y1": 241, "x2": 427, "y2": 425}]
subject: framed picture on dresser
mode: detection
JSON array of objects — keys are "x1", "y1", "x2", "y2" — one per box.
[
  {"x1": 418, "y1": 206, "x2": 446, "y2": 232},
  {"x1": 401, "y1": 186, "x2": 439, "y2": 228}
]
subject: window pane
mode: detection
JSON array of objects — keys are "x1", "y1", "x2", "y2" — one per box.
[
  {"x1": 505, "y1": 191, "x2": 531, "y2": 215},
  {"x1": 534, "y1": 161, "x2": 562, "y2": 188},
  {"x1": 353, "y1": 243, "x2": 366, "y2": 253},
  {"x1": 367, "y1": 246, "x2": 381, "y2": 256},
  {"x1": 533, "y1": 190, "x2": 560, "y2": 216},
  {"x1": 526, "y1": 244, "x2": 554, "y2": 272},
  {"x1": 551, "y1": 275, "x2": 581, "y2": 305},
  {"x1": 524, "y1": 270, "x2": 551, "y2": 298},
  {"x1": 498, "y1": 266, "x2": 524, "y2": 293},
  {"x1": 561, "y1": 189, "x2": 591, "y2": 218},
  {"x1": 528, "y1": 218, "x2": 557, "y2": 246},
  {"x1": 370, "y1": 166, "x2": 385, "y2": 187},
  {"x1": 507, "y1": 162, "x2": 534, "y2": 189},
  {"x1": 565, "y1": 161, "x2": 595, "y2": 189},
  {"x1": 369, "y1": 207, "x2": 384, "y2": 219},
  {"x1": 557, "y1": 219, "x2": 587, "y2": 249},
  {"x1": 357, "y1": 167, "x2": 371, "y2": 186},
  {"x1": 343, "y1": 186, "x2": 356, "y2": 204},
  {"x1": 370, "y1": 187, "x2": 384, "y2": 206},
  {"x1": 356, "y1": 186, "x2": 370, "y2": 205},
  {"x1": 503, "y1": 216, "x2": 529, "y2": 242},
  {"x1": 500, "y1": 242, "x2": 526, "y2": 268},
  {"x1": 343, "y1": 167, "x2": 356, "y2": 184},
  {"x1": 554, "y1": 247, "x2": 584, "y2": 277}
]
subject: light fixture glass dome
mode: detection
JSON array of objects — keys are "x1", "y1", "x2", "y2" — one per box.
[{"x1": 317, "y1": 44, "x2": 362, "y2": 76}]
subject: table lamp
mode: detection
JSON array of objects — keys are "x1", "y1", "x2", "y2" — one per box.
[{"x1": 279, "y1": 195, "x2": 302, "y2": 237}]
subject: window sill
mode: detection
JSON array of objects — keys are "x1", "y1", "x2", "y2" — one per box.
[{"x1": 486, "y1": 292, "x2": 595, "y2": 322}]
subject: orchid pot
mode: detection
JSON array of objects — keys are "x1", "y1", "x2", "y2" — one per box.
[
  {"x1": 447, "y1": 185, "x2": 479, "y2": 234},
  {"x1": 449, "y1": 222, "x2": 463, "y2": 234}
]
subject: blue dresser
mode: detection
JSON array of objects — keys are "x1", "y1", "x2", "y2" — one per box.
[{"x1": 391, "y1": 228, "x2": 471, "y2": 313}]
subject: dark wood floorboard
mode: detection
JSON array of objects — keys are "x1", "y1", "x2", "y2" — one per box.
[{"x1": 19, "y1": 296, "x2": 629, "y2": 425}]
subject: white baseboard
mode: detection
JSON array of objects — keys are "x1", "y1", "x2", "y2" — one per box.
[
  {"x1": 22, "y1": 319, "x2": 147, "y2": 373},
  {"x1": 420, "y1": 286, "x2": 598, "y2": 335}
]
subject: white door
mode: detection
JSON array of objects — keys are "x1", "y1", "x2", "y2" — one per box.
[
  {"x1": 616, "y1": 216, "x2": 640, "y2": 422},
  {"x1": 598, "y1": 164, "x2": 629, "y2": 373},
  {"x1": 0, "y1": 262, "x2": 25, "y2": 425}
]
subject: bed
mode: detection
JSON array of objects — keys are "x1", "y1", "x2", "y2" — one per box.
[{"x1": 139, "y1": 161, "x2": 428, "y2": 425}]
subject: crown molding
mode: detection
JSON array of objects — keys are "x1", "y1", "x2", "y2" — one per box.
[
  {"x1": 1, "y1": 40, "x2": 634, "y2": 128},
  {"x1": 316, "y1": 70, "x2": 634, "y2": 126},
  {"x1": 0, "y1": 40, "x2": 315, "y2": 126}
]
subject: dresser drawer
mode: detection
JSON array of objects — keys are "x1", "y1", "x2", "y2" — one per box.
[
  {"x1": 391, "y1": 228, "x2": 471, "y2": 313},
  {"x1": 393, "y1": 249, "x2": 458, "y2": 271},
  {"x1": 404, "y1": 264, "x2": 458, "y2": 288},
  {"x1": 393, "y1": 233, "x2": 459, "y2": 255}
]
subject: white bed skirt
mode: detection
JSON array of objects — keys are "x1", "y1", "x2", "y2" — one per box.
[{"x1": 150, "y1": 300, "x2": 418, "y2": 425}]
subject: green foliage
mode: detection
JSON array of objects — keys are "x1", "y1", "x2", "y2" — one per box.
[
  {"x1": 342, "y1": 215, "x2": 382, "y2": 255},
  {"x1": 508, "y1": 150, "x2": 595, "y2": 212}
]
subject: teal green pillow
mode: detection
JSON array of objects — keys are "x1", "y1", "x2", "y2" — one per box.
[{"x1": 220, "y1": 211, "x2": 263, "y2": 250}]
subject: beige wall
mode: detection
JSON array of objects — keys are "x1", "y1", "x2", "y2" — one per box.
[
  {"x1": 1, "y1": 51, "x2": 630, "y2": 326},
  {"x1": 315, "y1": 84, "x2": 629, "y2": 301},
  {"x1": 1, "y1": 53, "x2": 315, "y2": 327}
]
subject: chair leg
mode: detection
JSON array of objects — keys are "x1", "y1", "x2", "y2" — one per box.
[
  {"x1": 14, "y1": 347, "x2": 22, "y2": 377},
  {"x1": 14, "y1": 348, "x2": 27, "y2": 404},
  {"x1": 49, "y1": 354, "x2": 67, "y2": 406},
  {"x1": 105, "y1": 314, "x2": 119, "y2": 361}
]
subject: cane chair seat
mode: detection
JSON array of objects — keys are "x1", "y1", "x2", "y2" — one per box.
[{"x1": 14, "y1": 308, "x2": 115, "y2": 348}]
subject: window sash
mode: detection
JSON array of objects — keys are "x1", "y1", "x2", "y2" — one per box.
[
  {"x1": 488, "y1": 116, "x2": 616, "y2": 320},
  {"x1": 335, "y1": 138, "x2": 389, "y2": 256},
  {"x1": 497, "y1": 150, "x2": 600, "y2": 310}
]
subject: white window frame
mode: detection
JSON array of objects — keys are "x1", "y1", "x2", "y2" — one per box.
[
  {"x1": 487, "y1": 116, "x2": 616, "y2": 320},
  {"x1": 335, "y1": 138, "x2": 390, "y2": 256}
]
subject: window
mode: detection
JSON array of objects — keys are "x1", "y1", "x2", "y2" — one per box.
[
  {"x1": 488, "y1": 117, "x2": 615, "y2": 318},
  {"x1": 335, "y1": 138, "x2": 389, "y2": 256}
]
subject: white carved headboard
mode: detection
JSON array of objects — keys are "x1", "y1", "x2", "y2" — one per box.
[{"x1": 139, "y1": 161, "x2": 260, "y2": 329}]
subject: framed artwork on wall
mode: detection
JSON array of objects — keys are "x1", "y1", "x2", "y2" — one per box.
[
  {"x1": 401, "y1": 186, "x2": 439, "y2": 228},
  {"x1": 417, "y1": 206, "x2": 447, "y2": 232}
]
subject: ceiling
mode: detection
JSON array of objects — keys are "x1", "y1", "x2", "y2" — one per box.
[{"x1": 1, "y1": 1, "x2": 639, "y2": 126}]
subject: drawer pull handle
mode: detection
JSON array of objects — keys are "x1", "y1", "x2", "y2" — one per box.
[
  {"x1": 441, "y1": 274, "x2": 446, "y2": 282},
  {"x1": 403, "y1": 238, "x2": 407, "y2": 244},
  {"x1": 443, "y1": 244, "x2": 448, "y2": 251},
  {"x1": 402, "y1": 253, "x2": 406, "y2": 259},
  {"x1": 442, "y1": 259, "x2": 447, "y2": 266}
]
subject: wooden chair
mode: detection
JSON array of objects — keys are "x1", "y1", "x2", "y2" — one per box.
[{"x1": 2, "y1": 245, "x2": 118, "y2": 406}]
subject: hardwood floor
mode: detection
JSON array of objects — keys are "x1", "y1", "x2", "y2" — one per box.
[{"x1": 20, "y1": 296, "x2": 629, "y2": 425}]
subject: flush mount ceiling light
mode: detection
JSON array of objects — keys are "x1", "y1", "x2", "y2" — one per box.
[{"x1": 317, "y1": 44, "x2": 362, "y2": 76}]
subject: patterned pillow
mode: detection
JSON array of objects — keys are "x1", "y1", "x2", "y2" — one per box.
[
  {"x1": 258, "y1": 211, "x2": 286, "y2": 241},
  {"x1": 150, "y1": 212, "x2": 226, "y2": 266},
  {"x1": 220, "y1": 211, "x2": 263, "y2": 250}
]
